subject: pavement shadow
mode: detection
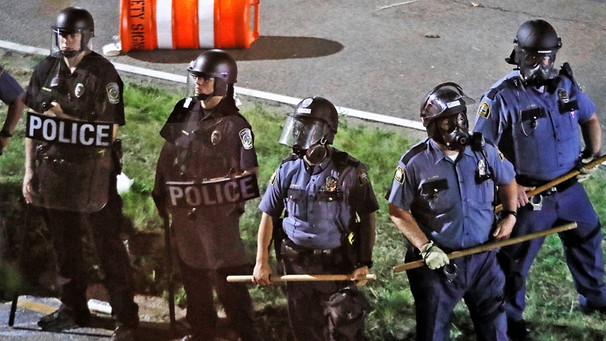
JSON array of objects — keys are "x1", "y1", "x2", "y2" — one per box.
[{"x1": 124, "y1": 35, "x2": 344, "y2": 64}]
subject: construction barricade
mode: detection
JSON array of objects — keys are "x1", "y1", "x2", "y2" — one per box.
[{"x1": 119, "y1": 0, "x2": 260, "y2": 52}]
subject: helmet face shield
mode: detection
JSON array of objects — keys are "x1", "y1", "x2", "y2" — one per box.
[
  {"x1": 51, "y1": 30, "x2": 92, "y2": 57},
  {"x1": 51, "y1": 7, "x2": 94, "y2": 57},
  {"x1": 187, "y1": 50, "x2": 236, "y2": 99},
  {"x1": 517, "y1": 48, "x2": 558, "y2": 83},
  {"x1": 278, "y1": 115, "x2": 329, "y2": 150},
  {"x1": 420, "y1": 82, "x2": 474, "y2": 150},
  {"x1": 420, "y1": 82, "x2": 474, "y2": 126},
  {"x1": 186, "y1": 72, "x2": 215, "y2": 99},
  {"x1": 509, "y1": 20, "x2": 562, "y2": 84}
]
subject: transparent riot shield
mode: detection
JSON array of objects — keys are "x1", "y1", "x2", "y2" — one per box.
[
  {"x1": 165, "y1": 173, "x2": 260, "y2": 208},
  {"x1": 156, "y1": 115, "x2": 261, "y2": 212},
  {"x1": 26, "y1": 112, "x2": 115, "y2": 213}
]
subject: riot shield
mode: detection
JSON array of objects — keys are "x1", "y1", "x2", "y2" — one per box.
[
  {"x1": 26, "y1": 112, "x2": 115, "y2": 213},
  {"x1": 165, "y1": 173, "x2": 260, "y2": 208}
]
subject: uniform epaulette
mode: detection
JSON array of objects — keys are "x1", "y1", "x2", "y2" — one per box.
[
  {"x1": 486, "y1": 78, "x2": 518, "y2": 100},
  {"x1": 401, "y1": 139, "x2": 429, "y2": 164},
  {"x1": 180, "y1": 97, "x2": 196, "y2": 109},
  {"x1": 333, "y1": 149, "x2": 359, "y2": 171},
  {"x1": 280, "y1": 154, "x2": 299, "y2": 164}
]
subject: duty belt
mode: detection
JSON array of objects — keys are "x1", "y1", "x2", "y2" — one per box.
[
  {"x1": 281, "y1": 238, "x2": 344, "y2": 266},
  {"x1": 516, "y1": 175, "x2": 578, "y2": 210}
]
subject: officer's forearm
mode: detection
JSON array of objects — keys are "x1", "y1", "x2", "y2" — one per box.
[
  {"x1": 498, "y1": 178, "x2": 518, "y2": 213},
  {"x1": 256, "y1": 212, "x2": 274, "y2": 264},
  {"x1": 581, "y1": 114, "x2": 602, "y2": 156},
  {"x1": 358, "y1": 213, "x2": 375, "y2": 264},
  {"x1": 2, "y1": 92, "x2": 24, "y2": 136},
  {"x1": 388, "y1": 204, "x2": 429, "y2": 249},
  {"x1": 24, "y1": 138, "x2": 36, "y2": 173}
]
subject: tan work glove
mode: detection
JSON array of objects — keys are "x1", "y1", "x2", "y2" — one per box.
[
  {"x1": 578, "y1": 155, "x2": 598, "y2": 182},
  {"x1": 420, "y1": 241, "x2": 450, "y2": 270}
]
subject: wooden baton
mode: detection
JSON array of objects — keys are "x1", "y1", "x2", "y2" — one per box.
[
  {"x1": 227, "y1": 273, "x2": 377, "y2": 283},
  {"x1": 495, "y1": 154, "x2": 606, "y2": 213},
  {"x1": 392, "y1": 222, "x2": 577, "y2": 273}
]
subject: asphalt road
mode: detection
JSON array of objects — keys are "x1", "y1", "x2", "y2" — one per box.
[{"x1": 1, "y1": 0, "x2": 606, "y2": 141}]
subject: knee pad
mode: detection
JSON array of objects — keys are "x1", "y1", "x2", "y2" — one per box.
[{"x1": 472, "y1": 294, "x2": 505, "y2": 323}]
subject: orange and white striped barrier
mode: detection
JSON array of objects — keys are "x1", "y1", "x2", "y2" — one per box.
[{"x1": 119, "y1": 0, "x2": 260, "y2": 52}]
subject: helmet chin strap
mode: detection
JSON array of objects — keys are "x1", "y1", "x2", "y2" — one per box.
[{"x1": 195, "y1": 93, "x2": 211, "y2": 101}]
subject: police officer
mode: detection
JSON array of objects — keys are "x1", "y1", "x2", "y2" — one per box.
[
  {"x1": 253, "y1": 96, "x2": 378, "y2": 341},
  {"x1": 22, "y1": 7, "x2": 139, "y2": 341},
  {"x1": 0, "y1": 65, "x2": 24, "y2": 153},
  {"x1": 153, "y1": 49, "x2": 259, "y2": 341},
  {"x1": 474, "y1": 19, "x2": 606, "y2": 340},
  {"x1": 387, "y1": 83, "x2": 518, "y2": 341}
]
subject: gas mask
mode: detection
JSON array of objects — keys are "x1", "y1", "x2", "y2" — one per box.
[
  {"x1": 279, "y1": 115, "x2": 332, "y2": 165},
  {"x1": 431, "y1": 112, "x2": 471, "y2": 151},
  {"x1": 517, "y1": 49, "x2": 558, "y2": 86}
]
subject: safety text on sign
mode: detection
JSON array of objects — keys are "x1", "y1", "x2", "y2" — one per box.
[
  {"x1": 26, "y1": 112, "x2": 113, "y2": 147},
  {"x1": 166, "y1": 173, "x2": 260, "y2": 207},
  {"x1": 128, "y1": 0, "x2": 148, "y2": 50}
]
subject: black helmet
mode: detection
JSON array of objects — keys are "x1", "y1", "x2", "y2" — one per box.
[
  {"x1": 187, "y1": 49, "x2": 237, "y2": 99},
  {"x1": 187, "y1": 49, "x2": 237, "y2": 83},
  {"x1": 420, "y1": 82, "x2": 474, "y2": 126},
  {"x1": 514, "y1": 19, "x2": 561, "y2": 52},
  {"x1": 506, "y1": 20, "x2": 562, "y2": 84},
  {"x1": 52, "y1": 7, "x2": 95, "y2": 49},
  {"x1": 420, "y1": 83, "x2": 474, "y2": 150},
  {"x1": 278, "y1": 96, "x2": 339, "y2": 149}
]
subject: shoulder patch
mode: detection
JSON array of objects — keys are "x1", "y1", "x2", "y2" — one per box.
[
  {"x1": 269, "y1": 170, "x2": 277, "y2": 185},
  {"x1": 394, "y1": 166, "x2": 405, "y2": 184},
  {"x1": 106, "y1": 82, "x2": 120, "y2": 104},
  {"x1": 358, "y1": 169, "x2": 370, "y2": 186},
  {"x1": 477, "y1": 102, "x2": 490, "y2": 119},
  {"x1": 239, "y1": 128, "x2": 254, "y2": 150},
  {"x1": 497, "y1": 149, "x2": 505, "y2": 161}
]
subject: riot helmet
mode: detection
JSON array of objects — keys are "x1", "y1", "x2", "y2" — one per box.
[
  {"x1": 420, "y1": 82, "x2": 474, "y2": 151},
  {"x1": 506, "y1": 19, "x2": 562, "y2": 85},
  {"x1": 51, "y1": 7, "x2": 95, "y2": 58},
  {"x1": 279, "y1": 97, "x2": 338, "y2": 164},
  {"x1": 187, "y1": 49, "x2": 237, "y2": 100}
]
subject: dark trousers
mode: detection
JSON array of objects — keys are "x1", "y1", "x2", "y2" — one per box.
[
  {"x1": 178, "y1": 261, "x2": 258, "y2": 341},
  {"x1": 407, "y1": 249, "x2": 507, "y2": 341},
  {"x1": 280, "y1": 240, "x2": 367, "y2": 341},
  {"x1": 44, "y1": 192, "x2": 138, "y2": 326},
  {"x1": 503, "y1": 183, "x2": 606, "y2": 321}
]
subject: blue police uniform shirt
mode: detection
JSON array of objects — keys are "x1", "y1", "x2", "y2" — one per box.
[
  {"x1": 474, "y1": 70, "x2": 595, "y2": 182},
  {"x1": 386, "y1": 138, "x2": 515, "y2": 250},
  {"x1": 259, "y1": 149, "x2": 379, "y2": 250},
  {"x1": 0, "y1": 66, "x2": 24, "y2": 105}
]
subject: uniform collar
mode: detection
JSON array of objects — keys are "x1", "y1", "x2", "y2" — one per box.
[{"x1": 427, "y1": 138, "x2": 473, "y2": 164}]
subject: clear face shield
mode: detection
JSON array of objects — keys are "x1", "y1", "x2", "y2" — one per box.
[
  {"x1": 51, "y1": 29, "x2": 92, "y2": 57},
  {"x1": 278, "y1": 115, "x2": 328, "y2": 152},
  {"x1": 186, "y1": 72, "x2": 215, "y2": 100},
  {"x1": 519, "y1": 50, "x2": 558, "y2": 84}
]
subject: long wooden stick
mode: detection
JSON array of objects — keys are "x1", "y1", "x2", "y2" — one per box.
[
  {"x1": 227, "y1": 273, "x2": 377, "y2": 283},
  {"x1": 162, "y1": 217, "x2": 176, "y2": 335},
  {"x1": 495, "y1": 154, "x2": 606, "y2": 213},
  {"x1": 392, "y1": 222, "x2": 577, "y2": 273}
]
